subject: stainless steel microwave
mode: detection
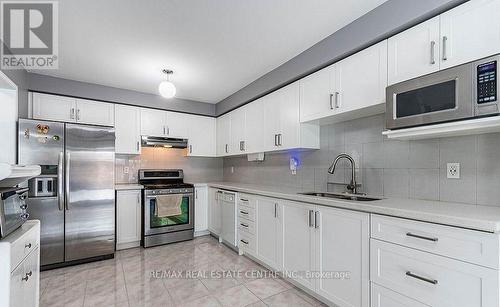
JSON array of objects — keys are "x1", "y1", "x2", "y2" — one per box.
[
  {"x1": 0, "y1": 187, "x2": 29, "y2": 239},
  {"x1": 386, "y1": 54, "x2": 499, "y2": 130}
]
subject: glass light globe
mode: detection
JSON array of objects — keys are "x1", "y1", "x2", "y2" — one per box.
[{"x1": 158, "y1": 81, "x2": 176, "y2": 98}]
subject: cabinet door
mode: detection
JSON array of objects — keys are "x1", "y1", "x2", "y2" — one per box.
[
  {"x1": 335, "y1": 40, "x2": 388, "y2": 114},
  {"x1": 231, "y1": 107, "x2": 246, "y2": 154},
  {"x1": 194, "y1": 186, "x2": 208, "y2": 233},
  {"x1": 140, "y1": 108, "x2": 166, "y2": 137},
  {"x1": 188, "y1": 115, "x2": 216, "y2": 157},
  {"x1": 256, "y1": 197, "x2": 281, "y2": 269},
  {"x1": 76, "y1": 99, "x2": 115, "y2": 126},
  {"x1": 244, "y1": 98, "x2": 265, "y2": 153},
  {"x1": 299, "y1": 66, "x2": 334, "y2": 122},
  {"x1": 166, "y1": 111, "x2": 189, "y2": 138},
  {"x1": 208, "y1": 189, "x2": 222, "y2": 235},
  {"x1": 281, "y1": 201, "x2": 316, "y2": 290},
  {"x1": 371, "y1": 283, "x2": 429, "y2": 307},
  {"x1": 115, "y1": 105, "x2": 141, "y2": 154},
  {"x1": 216, "y1": 114, "x2": 231, "y2": 156},
  {"x1": 263, "y1": 93, "x2": 281, "y2": 152},
  {"x1": 388, "y1": 17, "x2": 440, "y2": 85},
  {"x1": 116, "y1": 190, "x2": 141, "y2": 246},
  {"x1": 278, "y1": 82, "x2": 301, "y2": 150},
  {"x1": 23, "y1": 247, "x2": 40, "y2": 307},
  {"x1": 440, "y1": 0, "x2": 500, "y2": 69},
  {"x1": 32, "y1": 93, "x2": 77, "y2": 123},
  {"x1": 316, "y1": 207, "x2": 370, "y2": 307}
]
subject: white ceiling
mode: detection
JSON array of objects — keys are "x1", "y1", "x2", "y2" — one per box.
[{"x1": 37, "y1": 0, "x2": 387, "y2": 103}]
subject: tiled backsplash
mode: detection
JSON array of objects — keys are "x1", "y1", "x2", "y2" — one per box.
[
  {"x1": 116, "y1": 147, "x2": 223, "y2": 184},
  {"x1": 223, "y1": 114, "x2": 500, "y2": 207}
]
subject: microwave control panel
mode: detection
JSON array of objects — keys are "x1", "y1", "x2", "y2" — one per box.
[{"x1": 477, "y1": 61, "x2": 497, "y2": 104}]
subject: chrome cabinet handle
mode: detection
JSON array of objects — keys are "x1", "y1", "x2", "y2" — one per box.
[
  {"x1": 20, "y1": 213, "x2": 29, "y2": 220},
  {"x1": 334, "y1": 92, "x2": 340, "y2": 108},
  {"x1": 274, "y1": 134, "x2": 278, "y2": 146},
  {"x1": 329, "y1": 94, "x2": 334, "y2": 110},
  {"x1": 406, "y1": 232, "x2": 438, "y2": 242},
  {"x1": 308, "y1": 210, "x2": 314, "y2": 228},
  {"x1": 76, "y1": 109, "x2": 81, "y2": 121},
  {"x1": 225, "y1": 144, "x2": 229, "y2": 153},
  {"x1": 25, "y1": 243, "x2": 32, "y2": 249},
  {"x1": 274, "y1": 203, "x2": 278, "y2": 218},
  {"x1": 240, "y1": 210, "x2": 249, "y2": 215},
  {"x1": 167, "y1": 126, "x2": 170, "y2": 135},
  {"x1": 430, "y1": 41, "x2": 436, "y2": 64},
  {"x1": 163, "y1": 126, "x2": 166, "y2": 135},
  {"x1": 65, "y1": 152, "x2": 70, "y2": 210},
  {"x1": 58, "y1": 152, "x2": 64, "y2": 211},
  {"x1": 189, "y1": 145, "x2": 192, "y2": 154},
  {"x1": 405, "y1": 271, "x2": 438, "y2": 285},
  {"x1": 136, "y1": 141, "x2": 140, "y2": 152},
  {"x1": 314, "y1": 211, "x2": 320, "y2": 228},
  {"x1": 240, "y1": 198, "x2": 248, "y2": 202},
  {"x1": 240, "y1": 239, "x2": 249, "y2": 245},
  {"x1": 70, "y1": 108, "x2": 75, "y2": 119},
  {"x1": 442, "y1": 36, "x2": 448, "y2": 61},
  {"x1": 240, "y1": 141, "x2": 245, "y2": 151},
  {"x1": 240, "y1": 223, "x2": 249, "y2": 228},
  {"x1": 277, "y1": 134, "x2": 282, "y2": 146}
]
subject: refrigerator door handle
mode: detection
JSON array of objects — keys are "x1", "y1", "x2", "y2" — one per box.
[
  {"x1": 65, "y1": 152, "x2": 70, "y2": 210},
  {"x1": 57, "y1": 152, "x2": 64, "y2": 211}
]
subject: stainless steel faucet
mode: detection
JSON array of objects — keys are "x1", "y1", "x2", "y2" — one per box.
[{"x1": 328, "y1": 153, "x2": 358, "y2": 194}]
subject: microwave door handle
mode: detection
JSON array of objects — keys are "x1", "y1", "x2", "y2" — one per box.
[
  {"x1": 57, "y1": 152, "x2": 64, "y2": 211},
  {"x1": 65, "y1": 152, "x2": 70, "y2": 210}
]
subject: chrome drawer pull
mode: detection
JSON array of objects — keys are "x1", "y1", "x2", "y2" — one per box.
[
  {"x1": 406, "y1": 232, "x2": 438, "y2": 242},
  {"x1": 240, "y1": 210, "x2": 249, "y2": 215},
  {"x1": 240, "y1": 223, "x2": 249, "y2": 228},
  {"x1": 240, "y1": 239, "x2": 249, "y2": 245},
  {"x1": 240, "y1": 198, "x2": 248, "y2": 202},
  {"x1": 21, "y1": 271, "x2": 32, "y2": 282},
  {"x1": 25, "y1": 243, "x2": 32, "y2": 249},
  {"x1": 405, "y1": 271, "x2": 438, "y2": 285}
]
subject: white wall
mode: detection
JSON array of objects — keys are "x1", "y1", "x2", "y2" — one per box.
[{"x1": 0, "y1": 84, "x2": 18, "y2": 164}]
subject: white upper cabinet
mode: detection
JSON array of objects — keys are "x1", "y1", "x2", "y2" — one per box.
[
  {"x1": 230, "y1": 107, "x2": 246, "y2": 154},
  {"x1": 299, "y1": 66, "x2": 333, "y2": 122},
  {"x1": 115, "y1": 105, "x2": 141, "y2": 154},
  {"x1": 76, "y1": 99, "x2": 115, "y2": 127},
  {"x1": 140, "y1": 108, "x2": 166, "y2": 137},
  {"x1": 187, "y1": 115, "x2": 216, "y2": 157},
  {"x1": 388, "y1": 17, "x2": 440, "y2": 85},
  {"x1": 32, "y1": 93, "x2": 77, "y2": 123},
  {"x1": 387, "y1": 16, "x2": 440, "y2": 85},
  {"x1": 440, "y1": 0, "x2": 500, "y2": 69},
  {"x1": 263, "y1": 90, "x2": 282, "y2": 151},
  {"x1": 216, "y1": 113, "x2": 232, "y2": 156},
  {"x1": 244, "y1": 98, "x2": 265, "y2": 153},
  {"x1": 335, "y1": 40, "x2": 388, "y2": 115},
  {"x1": 165, "y1": 111, "x2": 189, "y2": 138}
]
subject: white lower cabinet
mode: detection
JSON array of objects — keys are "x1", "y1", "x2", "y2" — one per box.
[
  {"x1": 194, "y1": 185, "x2": 208, "y2": 235},
  {"x1": 256, "y1": 197, "x2": 282, "y2": 270},
  {"x1": 371, "y1": 283, "x2": 428, "y2": 307},
  {"x1": 208, "y1": 188, "x2": 222, "y2": 236},
  {"x1": 116, "y1": 190, "x2": 141, "y2": 250}
]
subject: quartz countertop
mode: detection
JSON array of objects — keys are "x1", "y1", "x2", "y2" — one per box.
[
  {"x1": 115, "y1": 183, "x2": 144, "y2": 191},
  {"x1": 207, "y1": 182, "x2": 500, "y2": 233}
]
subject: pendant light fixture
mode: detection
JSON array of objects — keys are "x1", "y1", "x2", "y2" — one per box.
[{"x1": 158, "y1": 69, "x2": 176, "y2": 99}]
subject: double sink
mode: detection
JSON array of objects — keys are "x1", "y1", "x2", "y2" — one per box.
[{"x1": 299, "y1": 192, "x2": 382, "y2": 202}]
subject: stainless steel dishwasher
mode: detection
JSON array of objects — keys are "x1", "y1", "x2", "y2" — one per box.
[{"x1": 219, "y1": 190, "x2": 237, "y2": 248}]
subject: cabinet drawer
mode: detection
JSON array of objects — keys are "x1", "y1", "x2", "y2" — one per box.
[
  {"x1": 238, "y1": 194, "x2": 256, "y2": 209},
  {"x1": 371, "y1": 214, "x2": 500, "y2": 269},
  {"x1": 238, "y1": 217, "x2": 255, "y2": 235},
  {"x1": 10, "y1": 223, "x2": 40, "y2": 272},
  {"x1": 238, "y1": 205, "x2": 255, "y2": 222},
  {"x1": 370, "y1": 239, "x2": 499, "y2": 307},
  {"x1": 371, "y1": 283, "x2": 429, "y2": 307},
  {"x1": 238, "y1": 232, "x2": 256, "y2": 254}
]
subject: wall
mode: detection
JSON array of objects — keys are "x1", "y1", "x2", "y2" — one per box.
[
  {"x1": 223, "y1": 114, "x2": 500, "y2": 207},
  {"x1": 28, "y1": 73, "x2": 216, "y2": 116},
  {"x1": 216, "y1": 0, "x2": 468, "y2": 115},
  {"x1": 116, "y1": 147, "x2": 223, "y2": 184}
]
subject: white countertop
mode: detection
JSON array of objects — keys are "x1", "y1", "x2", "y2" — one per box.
[
  {"x1": 207, "y1": 182, "x2": 500, "y2": 233},
  {"x1": 115, "y1": 183, "x2": 144, "y2": 191}
]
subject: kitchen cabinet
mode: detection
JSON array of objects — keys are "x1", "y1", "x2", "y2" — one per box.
[
  {"x1": 243, "y1": 98, "x2": 265, "y2": 153},
  {"x1": 116, "y1": 189, "x2": 141, "y2": 250},
  {"x1": 440, "y1": 0, "x2": 500, "y2": 70},
  {"x1": 194, "y1": 185, "x2": 209, "y2": 235},
  {"x1": 281, "y1": 201, "x2": 316, "y2": 290},
  {"x1": 165, "y1": 111, "x2": 189, "y2": 138},
  {"x1": 31, "y1": 93, "x2": 115, "y2": 126},
  {"x1": 299, "y1": 66, "x2": 333, "y2": 122},
  {"x1": 216, "y1": 113, "x2": 232, "y2": 156},
  {"x1": 256, "y1": 197, "x2": 282, "y2": 270},
  {"x1": 187, "y1": 115, "x2": 216, "y2": 157},
  {"x1": 208, "y1": 188, "x2": 222, "y2": 236},
  {"x1": 315, "y1": 206, "x2": 370, "y2": 307},
  {"x1": 231, "y1": 107, "x2": 246, "y2": 154},
  {"x1": 140, "y1": 108, "x2": 166, "y2": 137},
  {"x1": 371, "y1": 283, "x2": 428, "y2": 307},
  {"x1": 115, "y1": 105, "x2": 141, "y2": 155},
  {"x1": 388, "y1": 17, "x2": 440, "y2": 85}
]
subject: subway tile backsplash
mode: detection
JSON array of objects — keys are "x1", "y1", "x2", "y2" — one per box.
[{"x1": 223, "y1": 114, "x2": 500, "y2": 207}]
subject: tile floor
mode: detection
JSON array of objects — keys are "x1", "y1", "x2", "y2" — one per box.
[{"x1": 40, "y1": 235, "x2": 328, "y2": 307}]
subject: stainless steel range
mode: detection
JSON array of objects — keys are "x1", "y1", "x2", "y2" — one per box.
[{"x1": 139, "y1": 169, "x2": 194, "y2": 247}]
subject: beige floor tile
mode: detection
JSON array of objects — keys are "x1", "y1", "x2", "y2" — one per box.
[
  {"x1": 167, "y1": 279, "x2": 210, "y2": 304},
  {"x1": 176, "y1": 295, "x2": 222, "y2": 307},
  {"x1": 245, "y1": 278, "x2": 287, "y2": 299},
  {"x1": 263, "y1": 289, "x2": 313, "y2": 307},
  {"x1": 201, "y1": 275, "x2": 240, "y2": 291},
  {"x1": 214, "y1": 285, "x2": 260, "y2": 307}
]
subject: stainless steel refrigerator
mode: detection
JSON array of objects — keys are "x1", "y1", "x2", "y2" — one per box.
[{"x1": 18, "y1": 118, "x2": 115, "y2": 267}]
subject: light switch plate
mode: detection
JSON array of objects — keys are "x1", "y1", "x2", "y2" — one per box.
[{"x1": 447, "y1": 163, "x2": 460, "y2": 179}]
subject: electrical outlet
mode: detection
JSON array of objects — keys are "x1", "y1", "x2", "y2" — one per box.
[
  {"x1": 447, "y1": 163, "x2": 460, "y2": 179},
  {"x1": 124, "y1": 167, "x2": 129, "y2": 174}
]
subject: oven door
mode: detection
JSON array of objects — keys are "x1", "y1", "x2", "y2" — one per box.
[
  {"x1": 143, "y1": 191, "x2": 194, "y2": 236},
  {"x1": 386, "y1": 64, "x2": 474, "y2": 129},
  {"x1": 0, "y1": 187, "x2": 29, "y2": 238}
]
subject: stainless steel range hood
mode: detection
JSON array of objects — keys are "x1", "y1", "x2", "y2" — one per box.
[{"x1": 141, "y1": 136, "x2": 188, "y2": 148}]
